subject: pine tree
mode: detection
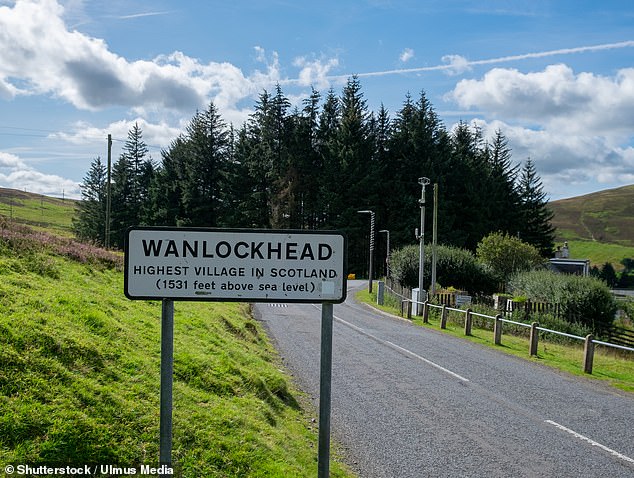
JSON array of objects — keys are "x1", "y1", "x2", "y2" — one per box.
[
  {"x1": 110, "y1": 153, "x2": 134, "y2": 248},
  {"x1": 73, "y1": 157, "x2": 107, "y2": 244},
  {"x1": 484, "y1": 129, "x2": 521, "y2": 235},
  {"x1": 181, "y1": 102, "x2": 232, "y2": 226},
  {"x1": 335, "y1": 76, "x2": 376, "y2": 275},
  {"x1": 151, "y1": 136, "x2": 188, "y2": 226},
  {"x1": 517, "y1": 159, "x2": 556, "y2": 256},
  {"x1": 315, "y1": 88, "x2": 341, "y2": 228},
  {"x1": 122, "y1": 122, "x2": 151, "y2": 211}
]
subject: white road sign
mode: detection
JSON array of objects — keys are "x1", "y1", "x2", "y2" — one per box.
[{"x1": 124, "y1": 227, "x2": 347, "y2": 303}]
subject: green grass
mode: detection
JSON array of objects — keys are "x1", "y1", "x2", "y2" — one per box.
[
  {"x1": 0, "y1": 224, "x2": 353, "y2": 477},
  {"x1": 358, "y1": 290, "x2": 634, "y2": 393},
  {"x1": 561, "y1": 240, "x2": 634, "y2": 271},
  {"x1": 0, "y1": 188, "x2": 76, "y2": 237}
]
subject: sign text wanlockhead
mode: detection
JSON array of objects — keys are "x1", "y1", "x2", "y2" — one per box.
[{"x1": 124, "y1": 227, "x2": 347, "y2": 303}]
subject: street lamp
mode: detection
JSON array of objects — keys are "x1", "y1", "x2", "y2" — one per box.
[
  {"x1": 379, "y1": 229, "x2": 390, "y2": 280},
  {"x1": 416, "y1": 178, "x2": 430, "y2": 314},
  {"x1": 357, "y1": 210, "x2": 375, "y2": 293}
]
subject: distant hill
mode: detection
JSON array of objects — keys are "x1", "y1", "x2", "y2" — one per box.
[
  {"x1": 0, "y1": 187, "x2": 76, "y2": 236},
  {"x1": 549, "y1": 184, "x2": 634, "y2": 247}
]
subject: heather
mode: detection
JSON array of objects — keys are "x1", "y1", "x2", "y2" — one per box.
[{"x1": 0, "y1": 216, "x2": 122, "y2": 271}]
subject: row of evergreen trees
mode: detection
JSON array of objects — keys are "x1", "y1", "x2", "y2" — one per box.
[{"x1": 73, "y1": 77, "x2": 555, "y2": 276}]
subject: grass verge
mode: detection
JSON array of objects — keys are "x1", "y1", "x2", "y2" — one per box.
[
  {"x1": 357, "y1": 290, "x2": 634, "y2": 394},
  {"x1": 0, "y1": 225, "x2": 353, "y2": 477}
]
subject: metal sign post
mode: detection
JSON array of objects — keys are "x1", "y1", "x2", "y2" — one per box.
[
  {"x1": 124, "y1": 227, "x2": 347, "y2": 476},
  {"x1": 159, "y1": 299, "x2": 174, "y2": 472},
  {"x1": 318, "y1": 303, "x2": 334, "y2": 478}
]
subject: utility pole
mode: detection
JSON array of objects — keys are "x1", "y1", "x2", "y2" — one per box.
[
  {"x1": 105, "y1": 134, "x2": 112, "y2": 249},
  {"x1": 357, "y1": 210, "x2": 375, "y2": 293},
  {"x1": 416, "y1": 178, "x2": 430, "y2": 315},
  {"x1": 431, "y1": 183, "x2": 438, "y2": 296},
  {"x1": 379, "y1": 229, "x2": 390, "y2": 279}
]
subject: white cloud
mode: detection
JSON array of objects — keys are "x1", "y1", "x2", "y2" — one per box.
[
  {"x1": 441, "y1": 54, "x2": 471, "y2": 75},
  {"x1": 462, "y1": 118, "x2": 634, "y2": 199},
  {"x1": 293, "y1": 56, "x2": 340, "y2": 89},
  {"x1": 448, "y1": 65, "x2": 634, "y2": 139},
  {"x1": 0, "y1": 0, "x2": 283, "y2": 118},
  {"x1": 399, "y1": 48, "x2": 414, "y2": 63},
  {"x1": 0, "y1": 151, "x2": 79, "y2": 198}
]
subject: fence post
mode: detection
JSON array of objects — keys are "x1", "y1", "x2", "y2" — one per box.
[
  {"x1": 529, "y1": 322, "x2": 539, "y2": 356},
  {"x1": 406, "y1": 300, "x2": 412, "y2": 320},
  {"x1": 583, "y1": 334, "x2": 595, "y2": 374},
  {"x1": 423, "y1": 301, "x2": 429, "y2": 324},
  {"x1": 464, "y1": 308, "x2": 472, "y2": 336},
  {"x1": 377, "y1": 281, "x2": 385, "y2": 305},
  {"x1": 440, "y1": 305, "x2": 447, "y2": 329},
  {"x1": 494, "y1": 314, "x2": 503, "y2": 345}
]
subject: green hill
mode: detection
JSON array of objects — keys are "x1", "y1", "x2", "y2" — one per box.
[
  {"x1": 0, "y1": 187, "x2": 76, "y2": 236},
  {"x1": 549, "y1": 184, "x2": 634, "y2": 246},
  {"x1": 549, "y1": 185, "x2": 634, "y2": 269},
  {"x1": 0, "y1": 218, "x2": 352, "y2": 476}
]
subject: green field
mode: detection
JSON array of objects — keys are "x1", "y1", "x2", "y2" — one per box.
[
  {"x1": 0, "y1": 188, "x2": 75, "y2": 236},
  {"x1": 562, "y1": 240, "x2": 634, "y2": 271},
  {"x1": 0, "y1": 218, "x2": 352, "y2": 476}
]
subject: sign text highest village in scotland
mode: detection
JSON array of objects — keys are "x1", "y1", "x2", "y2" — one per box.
[{"x1": 124, "y1": 228, "x2": 347, "y2": 303}]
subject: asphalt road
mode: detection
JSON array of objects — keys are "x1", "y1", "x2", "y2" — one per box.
[{"x1": 254, "y1": 281, "x2": 634, "y2": 477}]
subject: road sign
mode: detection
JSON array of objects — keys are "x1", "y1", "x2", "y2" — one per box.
[{"x1": 124, "y1": 227, "x2": 347, "y2": 303}]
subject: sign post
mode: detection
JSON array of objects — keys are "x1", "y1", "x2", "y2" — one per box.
[
  {"x1": 159, "y1": 299, "x2": 174, "y2": 470},
  {"x1": 124, "y1": 227, "x2": 347, "y2": 476},
  {"x1": 318, "y1": 302, "x2": 334, "y2": 477}
]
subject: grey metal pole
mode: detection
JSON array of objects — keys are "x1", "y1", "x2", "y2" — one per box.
[
  {"x1": 380, "y1": 230, "x2": 390, "y2": 279},
  {"x1": 417, "y1": 178, "x2": 430, "y2": 314},
  {"x1": 431, "y1": 183, "x2": 438, "y2": 296},
  {"x1": 368, "y1": 212, "x2": 375, "y2": 293},
  {"x1": 160, "y1": 299, "x2": 174, "y2": 470},
  {"x1": 318, "y1": 303, "x2": 334, "y2": 478},
  {"x1": 357, "y1": 210, "x2": 375, "y2": 293},
  {"x1": 105, "y1": 134, "x2": 112, "y2": 249}
]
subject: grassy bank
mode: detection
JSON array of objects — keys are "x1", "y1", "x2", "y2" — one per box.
[
  {"x1": 0, "y1": 221, "x2": 352, "y2": 477},
  {"x1": 357, "y1": 290, "x2": 634, "y2": 393}
]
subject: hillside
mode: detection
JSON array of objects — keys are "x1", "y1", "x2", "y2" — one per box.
[
  {"x1": 0, "y1": 219, "x2": 352, "y2": 477},
  {"x1": 549, "y1": 184, "x2": 634, "y2": 247},
  {"x1": 0, "y1": 187, "x2": 76, "y2": 236}
]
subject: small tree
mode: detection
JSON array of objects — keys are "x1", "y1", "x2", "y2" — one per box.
[
  {"x1": 73, "y1": 157, "x2": 107, "y2": 244},
  {"x1": 476, "y1": 232, "x2": 544, "y2": 288}
]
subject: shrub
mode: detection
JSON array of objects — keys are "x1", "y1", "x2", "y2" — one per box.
[
  {"x1": 389, "y1": 244, "x2": 497, "y2": 294},
  {"x1": 476, "y1": 232, "x2": 545, "y2": 284},
  {"x1": 508, "y1": 270, "x2": 618, "y2": 336}
]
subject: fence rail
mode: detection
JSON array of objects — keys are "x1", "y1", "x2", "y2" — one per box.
[{"x1": 391, "y1": 290, "x2": 633, "y2": 375}]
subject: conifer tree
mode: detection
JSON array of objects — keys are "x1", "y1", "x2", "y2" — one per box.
[
  {"x1": 517, "y1": 159, "x2": 556, "y2": 256},
  {"x1": 484, "y1": 129, "x2": 521, "y2": 235},
  {"x1": 73, "y1": 157, "x2": 107, "y2": 244},
  {"x1": 180, "y1": 102, "x2": 232, "y2": 226}
]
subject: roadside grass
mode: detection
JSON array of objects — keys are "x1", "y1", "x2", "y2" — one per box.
[
  {"x1": 0, "y1": 226, "x2": 353, "y2": 476},
  {"x1": 357, "y1": 290, "x2": 634, "y2": 393}
]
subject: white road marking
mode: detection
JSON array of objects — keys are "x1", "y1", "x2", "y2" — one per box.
[
  {"x1": 334, "y1": 314, "x2": 470, "y2": 383},
  {"x1": 545, "y1": 420, "x2": 634, "y2": 464}
]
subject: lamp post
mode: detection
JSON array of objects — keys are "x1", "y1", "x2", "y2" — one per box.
[
  {"x1": 358, "y1": 210, "x2": 375, "y2": 293},
  {"x1": 379, "y1": 229, "x2": 390, "y2": 279},
  {"x1": 416, "y1": 178, "x2": 430, "y2": 314}
]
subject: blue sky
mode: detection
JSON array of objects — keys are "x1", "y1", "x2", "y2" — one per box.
[{"x1": 1, "y1": 0, "x2": 633, "y2": 201}]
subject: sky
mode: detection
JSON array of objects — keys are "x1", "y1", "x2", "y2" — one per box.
[{"x1": 0, "y1": 0, "x2": 633, "y2": 202}]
